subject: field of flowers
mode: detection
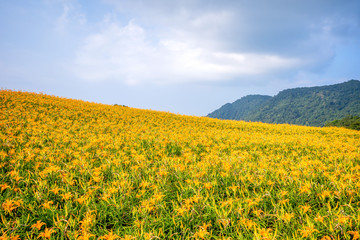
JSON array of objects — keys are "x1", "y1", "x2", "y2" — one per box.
[{"x1": 1, "y1": 90, "x2": 360, "y2": 239}]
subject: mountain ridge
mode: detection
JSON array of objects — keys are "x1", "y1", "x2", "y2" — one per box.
[
  {"x1": 207, "y1": 95, "x2": 272, "y2": 120},
  {"x1": 207, "y1": 80, "x2": 360, "y2": 126}
]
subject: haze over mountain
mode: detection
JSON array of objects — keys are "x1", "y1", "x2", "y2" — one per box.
[{"x1": 207, "y1": 80, "x2": 360, "y2": 126}]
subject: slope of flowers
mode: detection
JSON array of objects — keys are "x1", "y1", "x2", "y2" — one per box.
[{"x1": 1, "y1": 90, "x2": 360, "y2": 239}]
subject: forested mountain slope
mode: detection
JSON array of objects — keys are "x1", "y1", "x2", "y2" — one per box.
[
  {"x1": 208, "y1": 80, "x2": 360, "y2": 126},
  {"x1": 207, "y1": 95, "x2": 271, "y2": 120}
]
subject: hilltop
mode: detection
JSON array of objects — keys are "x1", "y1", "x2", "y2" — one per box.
[{"x1": 207, "y1": 80, "x2": 360, "y2": 126}]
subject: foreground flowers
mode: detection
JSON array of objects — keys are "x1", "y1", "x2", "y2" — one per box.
[{"x1": 1, "y1": 90, "x2": 360, "y2": 239}]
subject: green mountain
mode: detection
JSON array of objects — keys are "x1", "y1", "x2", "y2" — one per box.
[
  {"x1": 207, "y1": 95, "x2": 272, "y2": 120},
  {"x1": 325, "y1": 115, "x2": 360, "y2": 130},
  {"x1": 207, "y1": 80, "x2": 360, "y2": 126}
]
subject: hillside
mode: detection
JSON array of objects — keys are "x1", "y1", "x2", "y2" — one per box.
[
  {"x1": 208, "y1": 80, "x2": 360, "y2": 126},
  {"x1": 1, "y1": 90, "x2": 360, "y2": 239},
  {"x1": 207, "y1": 95, "x2": 271, "y2": 120},
  {"x1": 325, "y1": 115, "x2": 360, "y2": 130}
]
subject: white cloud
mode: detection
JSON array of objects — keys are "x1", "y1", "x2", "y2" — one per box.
[
  {"x1": 54, "y1": 0, "x2": 86, "y2": 35},
  {"x1": 73, "y1": 18, "x2": 303, "y2": 85},
  {"x1": 55, "y1": 3, "x2": 70, "y2": 34},
  {"x1": 70, "y1": 0, "x2": 360, "y2": 86}
]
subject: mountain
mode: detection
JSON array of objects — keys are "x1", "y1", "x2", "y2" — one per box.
[
  {"x1": 207, "y1": 80, "x2": 360, "y2": 126},
  {"x1": 325, "y1": 115, "x2": 360, "y2": 130},
  {"x1": 207, "y1": 95, "x2": 271, "y2": 120}
]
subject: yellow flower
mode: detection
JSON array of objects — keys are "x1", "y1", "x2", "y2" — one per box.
[
  {"x1": 77, "y1": 231, "x2": 95, "y2": 240},
  {"x1": 299, "y1": 183, "x2": 311, "y2": 194},
  {"x1": 299, "y1": 226, "x2": 318, "y2": 238},
  {"x1": 300, "y1": 204, "x2": 311, "y2": 214},
  {"x1": 191, "y1": 195, "x2": 202, "y2": 203},
  {"x1": 0, "y1": 184, "x2": 10, "y2": 191},
  {"x1": 281, "y1": 212, "x2": 294, "y2": 222},
  {"x1": 203, "y1": 182, "x2": 213, "y2": 190},
  {"x1": 121, "y1": 235, "x2": 133, "y2": 240},
  {"x1": 108, "y1": 186, "x2": 118, "y2": 194},
  {"x1": 348, "y1": 231, "x2": 359, "y2": 240},
  {"x1": 50, "y1": 187, "x2": 62, "y2": 195},
  {"x1": 92, "y1": 176, "x2": 102, "y2": 183},
  {"x1": 101, "y1": 193, "x2": 111, "y2": 202},
  {"x1": 280, "y1": 190, "x2": 288, "y2": 197},
  {"x1": 2, "y1": 199, "x2": 22, "y2": 213},
  {"x1": 99, "y1": 231, "x2": 120, "y2": 240},
  {"x1": 267, "y1": 180, "x2": 275, "y2": 186},
  {"x1": 318, "y1": 190, "x2": 332, "y2": 199},
  {"x1": 175, "y1": 206, "x2": 188, "y2": 216},
  {"x1": 13, "y1": 176, "x2": 23, "y2": 182},
  {"x1": 79, "y1": 211, "x2": 96, "y2": 231},
  {"x1": 221, "y1": 199, "x2": 234, "y2": 208},
  {"x1": 42, "y1": 201, "x2": 53, "y2": 209},
  {"x1": 320, "y1": 236, "x2": 332, "y2": 240},
  {"x1": 245, "y1": 198, "x2": 260, "y2": 207},
  {"x1": 156, "y1": 169, "x2": 167, "y2": 177},
  {"x1": 62, "y1": 192, "x2": 72, "y2": 200},
  {"x1": 139, "y1": 180, "x2": 150, "y2": 188},
  {"x1": 193, "y1": 228, "x2": 209, "y2": 239},
  {"x1": 153, "y1": 193, "x2": 165, "y2": 202},
  {"x1": 241, "y1": 218, "x2": 257, "y2": 230},
  {"x1": 32, "y1": 220, "x2": 46, "y2": 231},
  {"x1": 314, "y1": 215, "x2": 324, "y2": 223},
  {"x1": 38, "y1": 228, "x2": 56, "y2": 239},
  {"x1": 278, "y1": 198, "x2": 289, "y2": 205},
  {"x1": 143, "y1": 232, "x2": 155, "y2": 240},
  {"x1": 199, "y1": 222, "x2": 211, "y2": 231},
  {"x1": 76, "y1": 195, "x2": 87, "y2": 205},
  {"x1": 0, "y1": 232, "x2": 9, "y2": 240},
  {"x1": 257, "y1": 228, "x2": 272, "y2": 239}
]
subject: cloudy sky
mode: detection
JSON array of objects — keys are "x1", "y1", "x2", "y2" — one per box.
[{"x1": 1, "y1": 0, "x2": 360, "y2": 116}]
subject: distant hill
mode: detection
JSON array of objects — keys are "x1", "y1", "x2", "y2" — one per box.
[
  {"x1": 207, "y1": 80, "x2": 360, "y2": 126},
  {"x1": 207, "y1": 95, "x2": 271, "y2": 120},
  {"x1": 325, "y1": 115, "x2": 360, "y2": 130}
]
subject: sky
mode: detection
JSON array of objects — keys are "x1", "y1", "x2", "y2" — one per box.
[{"x1": 1, "y1": 0, "x2": 360, "y2": 116}]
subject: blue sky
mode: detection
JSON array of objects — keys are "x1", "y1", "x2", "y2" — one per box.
[{"x1": 1, "y1": 0, "x2": 360, "y2": 116}]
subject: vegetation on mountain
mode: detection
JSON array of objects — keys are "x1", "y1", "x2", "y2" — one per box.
[
  {"x1": 208, "y1": 80, "x2": 360, "y2": 126},
  {"x1": 207, "y1": 95, "x2": 271, "y2": 120},
  {"x1": 1, "y1": 90, "x2": 360, "y2": 239},
  {"x1": 325, "y1": 115, "x2": 360, "y2": 130}
]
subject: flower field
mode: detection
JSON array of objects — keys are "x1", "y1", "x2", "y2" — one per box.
[{"x1": 1, "y1": 90, "x2": 360, "y2": 239}]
